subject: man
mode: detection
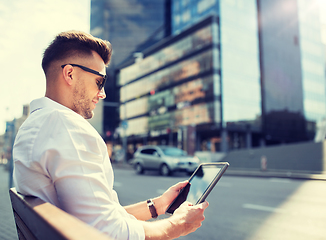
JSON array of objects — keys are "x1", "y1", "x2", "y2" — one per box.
[{"x1": 13, "y1": 31, "x2": 208, "y2": 240}]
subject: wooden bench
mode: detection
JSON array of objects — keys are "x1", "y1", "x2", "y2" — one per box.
[{"x1": 9, "y1": 188, "x2": 111, "y2": 240}]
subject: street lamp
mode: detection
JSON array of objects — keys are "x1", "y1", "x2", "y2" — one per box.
[{"x1": 102, "y1": 101, "x2": 128, "y2": 163}]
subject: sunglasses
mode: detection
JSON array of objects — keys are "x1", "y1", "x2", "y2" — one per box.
[{"x1": 61, "y1": 64, "x2": 107, "y2": 90}]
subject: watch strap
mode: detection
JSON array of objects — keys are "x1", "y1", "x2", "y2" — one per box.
[{"x1": 147, "y1": 199, "x2": 158, "y2": 218}]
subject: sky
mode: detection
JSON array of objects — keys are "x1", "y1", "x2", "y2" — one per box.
[{"x1": 0, "y1": 0, "x2": 90, "y2": 134}]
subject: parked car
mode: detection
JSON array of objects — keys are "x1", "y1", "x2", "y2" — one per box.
[{"x1": 131, "y1": 145, "x2": 200, "y2": 176}]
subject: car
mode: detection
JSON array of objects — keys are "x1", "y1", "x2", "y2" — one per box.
[{"x1": 131, "y1": 145, "x2": 200, "y2": 176}]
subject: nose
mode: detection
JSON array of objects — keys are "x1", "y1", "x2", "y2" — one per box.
[{"x1": 98, "y1": 87, "x2": 106, "y2": 99}]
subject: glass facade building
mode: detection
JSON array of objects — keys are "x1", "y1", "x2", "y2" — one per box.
[
  {"x1": 92, "y1": 0, "x2": 326, "y2": 153},
  {"x1": 118, "y1": 13, "x2": 262, "y2": 153},
  {"x1": 298, "y1": 0, "x2": 326, "y2": 121},
  {"x1": 171, "y1": 0, "x2": 261, "y2": 134},
  {"x1": 172, "y1": 0, "x2": 219, "y2": 35},
  {"x1": 258, "y1": 0, "x2": 326, "y2": 144},
  {"x1": 91, "y1": 0, "x2": 166, "y2": 67},
  {"x1": 119, "y1": 22, "x2": 216, "y2": 137},
  {"x1": 219, "y1": 0, "x2": 261, "y2": 128},
  {"x1": 90, "y1": 0, "x2": 166, "y2": 136}
]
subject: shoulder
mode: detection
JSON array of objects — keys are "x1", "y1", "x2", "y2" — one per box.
[
  {"x1": 53, "y1": 109, "x2": 102, "y2": 141},
  {"x1": 34, "y1": 108, "x2": 106, "y2": 159},
  {"x1": 21, "y1": 107, "x2": 100, "y2": 143}
]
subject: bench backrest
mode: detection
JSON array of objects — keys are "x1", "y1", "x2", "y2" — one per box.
[{"x1": 9, "y1": 188, "x2": 110, "y2": 240}]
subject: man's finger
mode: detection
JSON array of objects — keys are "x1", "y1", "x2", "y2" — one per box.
[
  {"x1": 173, "y1": 180, "x2": 189, "y2": 191},
  {"x1": 198, "y1": 201, "x2": 209, "y2": 209}
]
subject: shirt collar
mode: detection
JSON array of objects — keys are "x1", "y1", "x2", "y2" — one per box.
[{"x1": 30, "y1": 97, "x2": 74, "y2": 114}]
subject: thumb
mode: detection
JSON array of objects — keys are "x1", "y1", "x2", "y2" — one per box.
[{"x1": 199, "y1": 201, "x2": 209, "y2": 209}]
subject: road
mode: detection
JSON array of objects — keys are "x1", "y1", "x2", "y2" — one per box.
[{"x1": 113, "y1": 167, "x2": 326, "y2": 240}]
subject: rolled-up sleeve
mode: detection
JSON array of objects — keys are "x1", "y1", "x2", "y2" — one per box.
[{"x1": 33, "y1": 110, "x2": 145, "y2": 240}]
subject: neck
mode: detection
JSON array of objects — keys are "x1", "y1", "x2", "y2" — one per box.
[{"x1": 45, "y1": 86, "x2": 72, "y2": 110}]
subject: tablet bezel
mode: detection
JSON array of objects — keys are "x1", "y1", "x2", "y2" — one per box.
[{"x1": 165, "y1": 162, "x2": 229, "y2": 215}]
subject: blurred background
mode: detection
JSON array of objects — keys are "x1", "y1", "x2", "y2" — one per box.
[{"x1": 4, "y1": 0, "x2": 326, "y2": 173}]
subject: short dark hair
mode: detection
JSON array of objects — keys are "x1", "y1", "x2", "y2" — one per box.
[{"x1": 42, "y1": 30, "x2": 112, "y2": 74}]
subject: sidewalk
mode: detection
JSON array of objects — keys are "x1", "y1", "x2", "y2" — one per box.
[
  {"x1": 0, "y1": 165, "x2": 18, "y2": 240},
  {"x1": 225, "y1": 169, "x2": 326, "y2": 181},
  {"x1": 112, "y1": 162, "x2": 326, "y2": 181}
]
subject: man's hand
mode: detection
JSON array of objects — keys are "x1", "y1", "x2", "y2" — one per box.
[
  {"x1": 169, "y1": 201, "x2": 209, "y2": 237},
  {"x1": 142, "y1": 200, "x2": 209, "y2": 240},
  {"x1": 155, "y1": 180, "x2": 189, "y2": 215}
]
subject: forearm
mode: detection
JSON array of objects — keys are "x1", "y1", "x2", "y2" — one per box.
[
  {"x1": 124, "y1": 180, "x2": 189, "y2": 221},
  {"x1": 142, "y1": 201, "x2": 208, "y2": 239},
  {"x1": 141, "y1": 218, "x2": 180, "y2": 240},
  {"x1": 124, "y1": 197, "x2": 165, "y2": 221}
]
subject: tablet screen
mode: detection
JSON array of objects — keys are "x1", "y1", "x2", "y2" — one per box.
[
  {"x1": 166, "y1": 163, "x2": 228, "y2": 214},
  {"x1": 187, "y1": 165, "x2": 222, "y2": 205}
]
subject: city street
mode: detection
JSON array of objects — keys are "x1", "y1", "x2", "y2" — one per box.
[
  {"x1": 114, "y1": 167, "x2": 326, "y2": 240},
  {"x1": 1, "y1": 164, "x2": 325, "y2": 240}
]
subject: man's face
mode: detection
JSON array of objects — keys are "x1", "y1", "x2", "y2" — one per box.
[{"x1": 71, "y1": 52, "x2": 106, "y2": 119}]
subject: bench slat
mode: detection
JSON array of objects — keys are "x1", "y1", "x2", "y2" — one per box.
[
  {"x1": 13, "y1": 211, "x2": 36, "y2": 240},
  {"x1": 9, "y1": 188, "x2": 111, "y2": 240}
]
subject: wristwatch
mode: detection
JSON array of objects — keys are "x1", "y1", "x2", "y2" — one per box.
[{"x1": 147, "y1": 199, "x2": 158, "y2": 218}]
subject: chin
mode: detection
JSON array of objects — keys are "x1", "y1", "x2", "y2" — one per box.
[
  {"x1": 83, "y1": 111, "x2": 94, "y2": 119},
  {"x1": 87, "y1": 113, "x2": 94, "y2": 119}
]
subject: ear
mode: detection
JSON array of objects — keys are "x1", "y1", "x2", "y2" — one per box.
[{"x1": 61, "y1": 65, "x2": 74, "y2": 86}]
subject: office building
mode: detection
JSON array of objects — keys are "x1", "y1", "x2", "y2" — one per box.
[
  {"x1": 116, "y1": 0, "x2": 326, "y2": 153},
  {"x1": 171, "y1": 0, "x2": 326, "y2": 145},
  {"x1": 257, "y1": 0, "x2": 326, "y2": 144},
  {"x1": 90, "y1": 0, "x2": 167, "y2": 136},
  {"x1": 117, "y1": 12, "x2": 261, "y2": 153}
]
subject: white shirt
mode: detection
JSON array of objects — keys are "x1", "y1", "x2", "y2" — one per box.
[{"x1": 13, "y1": 97, "x2": 145, "y2": 240}]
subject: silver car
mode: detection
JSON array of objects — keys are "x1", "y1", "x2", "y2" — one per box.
[{"x1": 131, "y1": 145, "x2": 200, "y2": 176}]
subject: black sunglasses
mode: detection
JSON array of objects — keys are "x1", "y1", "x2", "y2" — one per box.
[{"x1": 61, "y1": 64, "x2": 107, "y2": 90}]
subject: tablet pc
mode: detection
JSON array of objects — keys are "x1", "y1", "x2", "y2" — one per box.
[{"x1": 165, "y1": 162, "x2": 229, "y2": 215}]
